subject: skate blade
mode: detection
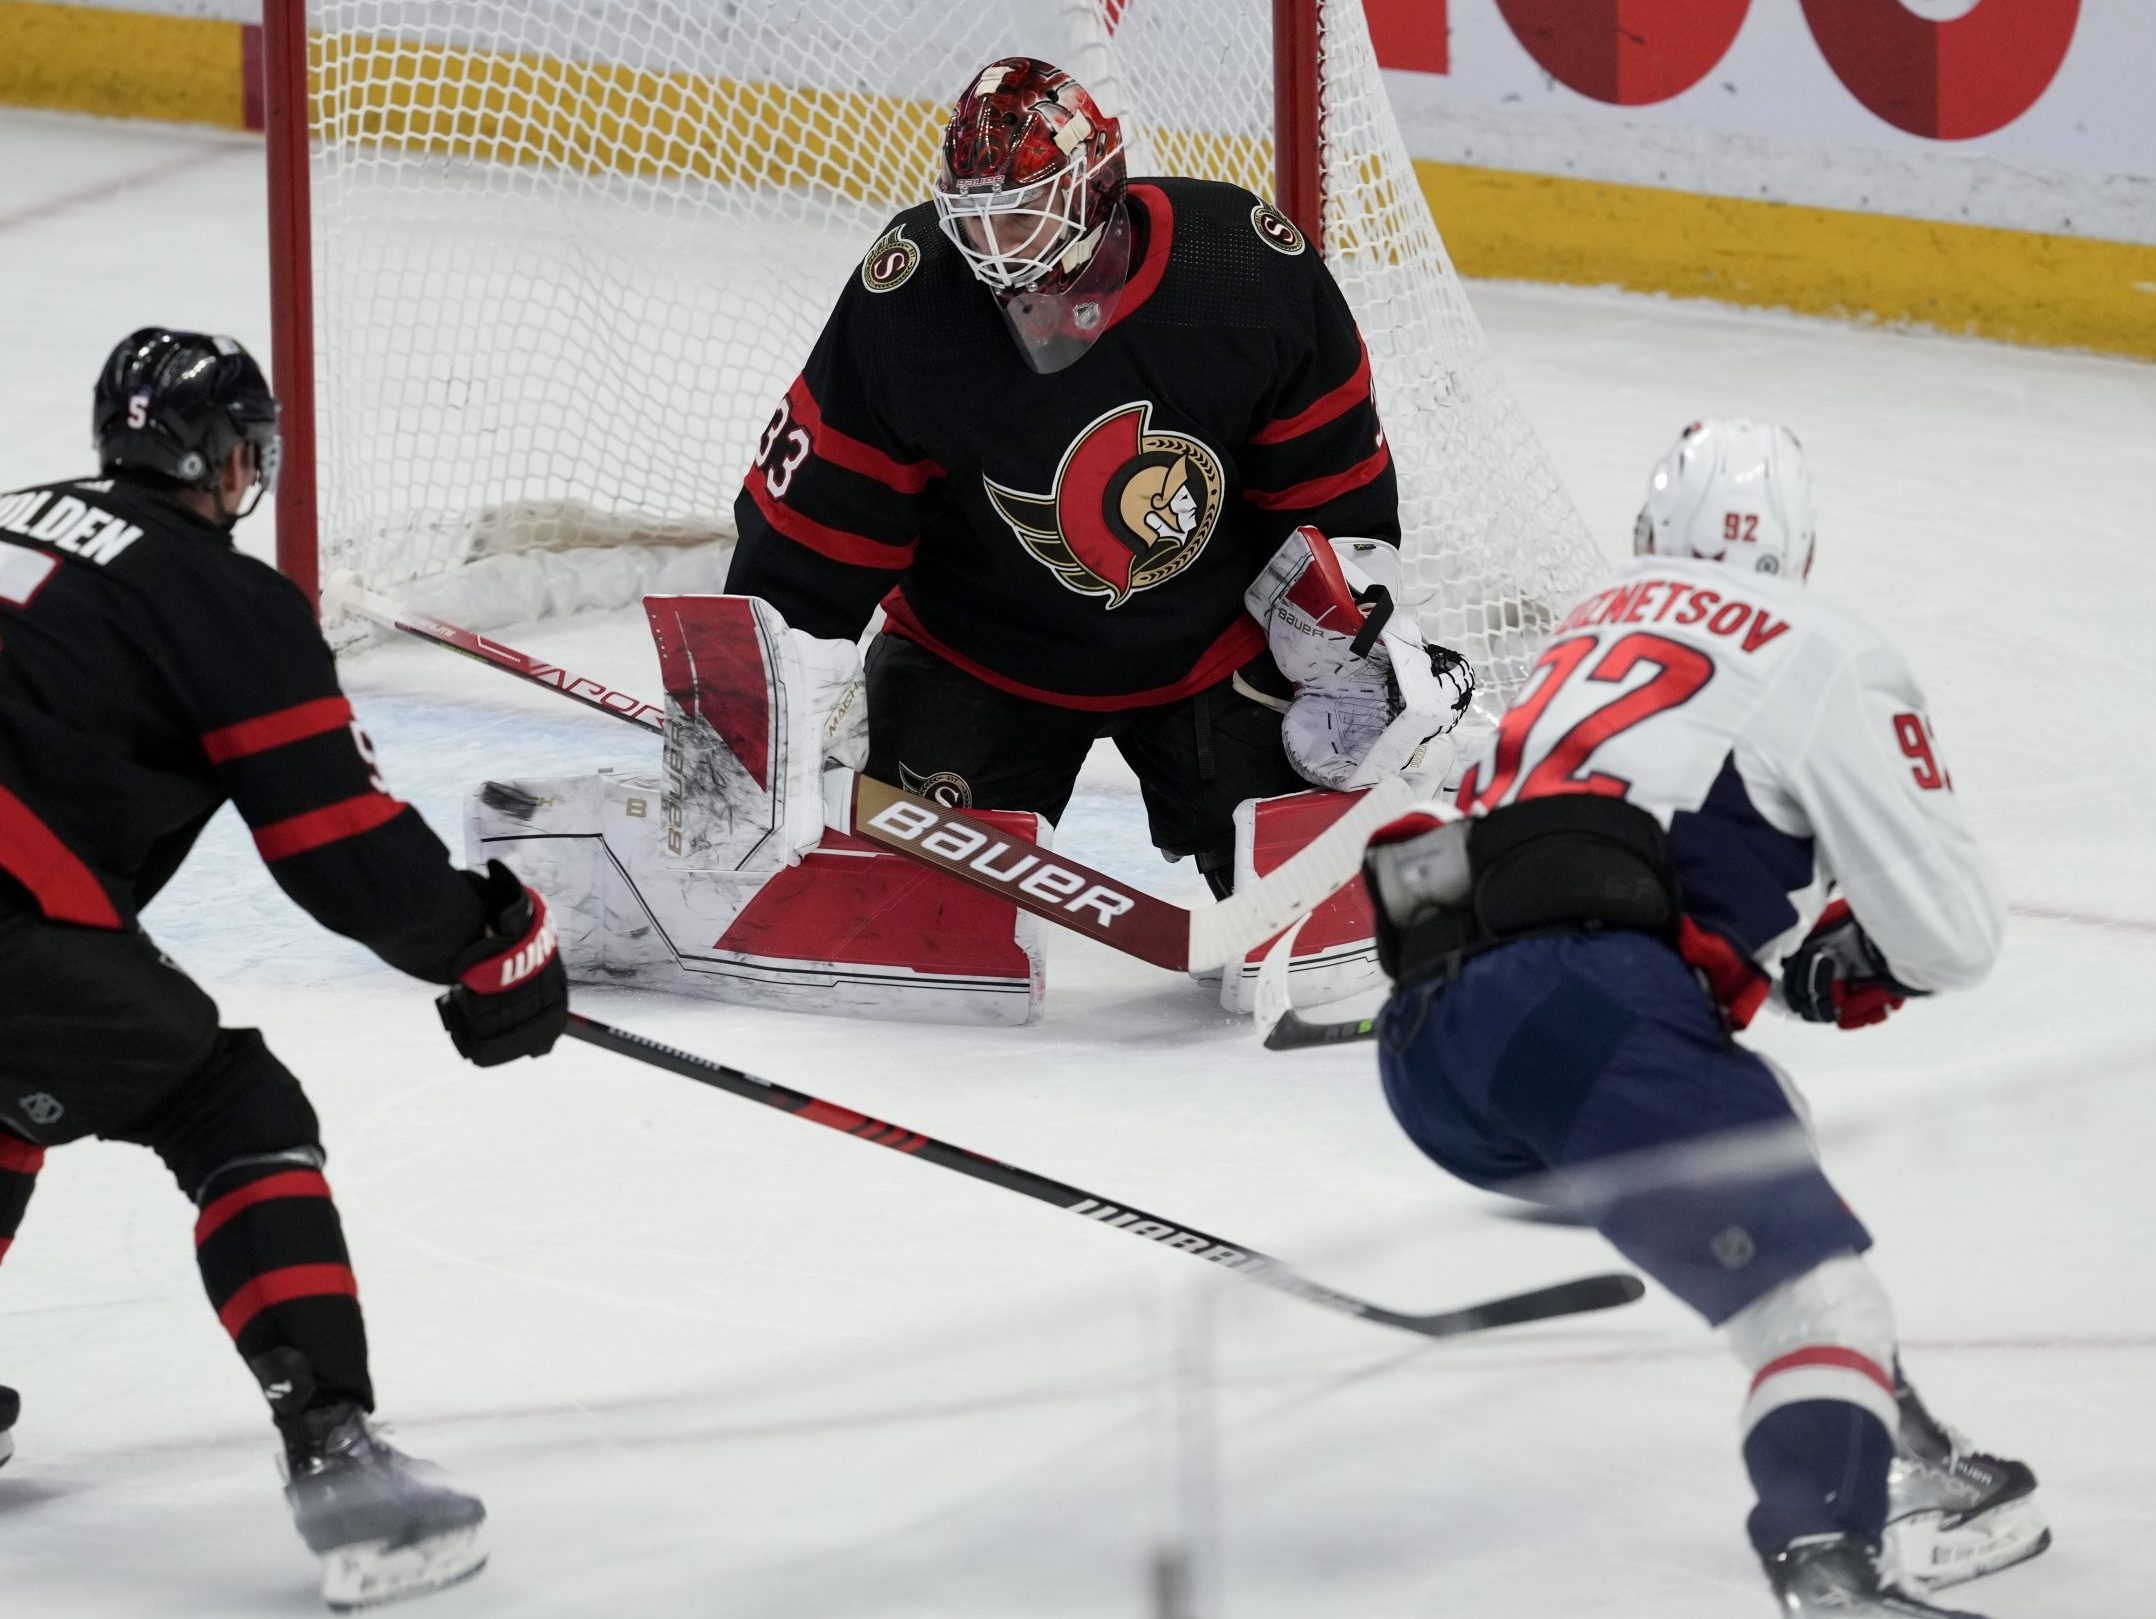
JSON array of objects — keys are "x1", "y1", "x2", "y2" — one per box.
[
  {"x1": 321, "y1": 1525, "x2": 487, "y2": 1612},
  {"x1": 1891, "y1": 1494, "x2": 2051, "y2": 1591}
]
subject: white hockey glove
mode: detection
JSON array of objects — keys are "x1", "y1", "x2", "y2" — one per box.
[{"x1": 1245, "y1": 527, "x2": 1474, "y2": 791}]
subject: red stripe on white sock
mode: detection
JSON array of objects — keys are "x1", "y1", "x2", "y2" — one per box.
[
  {"x1": 1744, "y1": 1344, "x2": 1899, "y2": 1435},
  {"x1": 1751, "y1": 1346, "x2": 1895, "y2": 1398}
]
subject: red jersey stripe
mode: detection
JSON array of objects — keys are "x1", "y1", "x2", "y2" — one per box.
[
  {"x1": 202, "y1": 696, "x2": 354, "y2": 764},
  {"x1": 1244, "y1": 442, "x2": 1393, "y2": 512},
  {"x1": 194, "y1": 1169, "x2": 333, "y2": 1247},
  {"x1": 0, "y1": 783, "x2": 121, "y2": 928},
  {"x1": 742, "y1": 474, "x2": 919, "y2": 571},
  {"x1": 217, "y1": 1263, "x2": 359, "y2": 1341},
  {"x1": 1750, "y1": 1346, "x2": 1895, "y2": 1398},
  {"x1": 785, "y1": 376, "x2": 943, "y2": 495},
  {"x1": 0, "y1": 1134, "x2": 43, "y2": 1175},
  {"x1": 880, "y1": 590, "x2": 1266, "y2": 713},
  {"x1": 0, "y1": 1236, "x2": 12, "y2": 1262},
  {"x1": 252, "y1": 793, "x2": 407, "y2": 862},
  {"x1": 1250, "y1": 342, "x2": 1374, "y2": 446}
]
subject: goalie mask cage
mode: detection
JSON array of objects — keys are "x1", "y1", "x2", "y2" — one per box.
[{"x1": 265, "y1": 0, "x2": 1601, "y2": 693}]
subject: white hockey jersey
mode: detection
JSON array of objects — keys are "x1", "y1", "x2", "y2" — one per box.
[{"x1": 1453, "y1": 555, "x2": 2001, "y2": 1022}]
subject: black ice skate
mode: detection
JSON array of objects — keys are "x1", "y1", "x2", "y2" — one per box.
[
  {"x1": 1767, "y1": 1535, "x2": 1988, "y2": 1618},
  {"x1": 1889, "y1": 1370, "x2": 2050, "y2": 1590},
  {"x1": 257, "y1": 1353, "x2": 486, "y2": 1611},
  {"x1": 0, "y1": 1383, "x2": 16, "y2": 1470}
]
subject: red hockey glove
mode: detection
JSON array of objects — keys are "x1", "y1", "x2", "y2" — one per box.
[
  {"x1": 437, "y1": 860, "x2": 568, "y2": 1066},
  {"x1": 1779, "y1": 900, "x2": 1919, "y2": 1030}
]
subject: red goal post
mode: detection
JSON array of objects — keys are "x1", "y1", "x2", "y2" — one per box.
[{"x1": 263, "y1": 0, "x2": 1596, "y2": 696}]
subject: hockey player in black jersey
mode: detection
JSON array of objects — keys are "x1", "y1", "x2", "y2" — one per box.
[
  {"x1": 726, "y1": 58, "x2": 1473, "y2": 898},
  {"x1": 0, "y1": 330, "x2": 570, "y2": 1609}
]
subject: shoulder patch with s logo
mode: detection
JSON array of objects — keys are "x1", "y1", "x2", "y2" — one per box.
[
  {"x1": 1250, "y1": 201, "x2": 1306, "y2": 256},
  {"x1": 861, "y1": 224, "x2": 921, "y2": 293}
]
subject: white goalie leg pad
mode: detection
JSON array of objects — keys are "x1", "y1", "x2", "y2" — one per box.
[
  {"x1": 643, "y1": 593, "x2": 867, "y2": 875},
  {"x1": 1726, "y1": 1253, "x2": 1900, "y2": 1439},
  {"x1": 467, "y1": 771, "x2": 1044, "y2": 1026},
  {"x1": 1219, "y1": 789, "x2": 1385, "y2": 1014}
]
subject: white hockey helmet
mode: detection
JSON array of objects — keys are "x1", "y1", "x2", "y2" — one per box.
[{"x1": 1634, "y1": 419, "x2": 1817, "y2": 581}]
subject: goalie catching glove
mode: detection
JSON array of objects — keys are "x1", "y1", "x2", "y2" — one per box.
[
  {"x1": 437, "y1": 859, "x2": 569, "y2": 1065},
  {"x1": 1246, "y1": 527, "x2": 1474, "y2": 791}
]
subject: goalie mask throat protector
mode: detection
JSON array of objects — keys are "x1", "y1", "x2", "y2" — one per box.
[{"x1": 933, "y1": 58, "x2": 1128, "y2": 323}]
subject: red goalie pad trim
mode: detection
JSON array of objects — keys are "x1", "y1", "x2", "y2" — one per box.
[{"x1": 646, "y1": 595, "x2": 774, "y2": 792}]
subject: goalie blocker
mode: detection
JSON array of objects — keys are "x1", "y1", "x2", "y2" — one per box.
[{"x1": 465, "y1": 595, "x2": 1388, "y2": 1024}]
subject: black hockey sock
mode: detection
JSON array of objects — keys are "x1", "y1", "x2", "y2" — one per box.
[
  {"x1": 193, "y1": 1155, "x2": 373, "y2": 1411},
  {"x1": 0, "y1": 1129, "x2": 42, "y2": 1265}
]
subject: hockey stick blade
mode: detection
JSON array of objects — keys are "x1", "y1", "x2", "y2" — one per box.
[
  {"x1": 1263, "y1": 1006, "x2": 1381, "y2": 1051},
  {"x1": 341, "y1": 581, "x2": 1400, "y2": 977},
  {"x1": 565, "y1": 1012, "x2": 1643, "y2": 1343}
]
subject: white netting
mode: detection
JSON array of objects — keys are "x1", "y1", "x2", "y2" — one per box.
[{"x1": 305, "y1": 0, "x2": 1599, "y2": 692}]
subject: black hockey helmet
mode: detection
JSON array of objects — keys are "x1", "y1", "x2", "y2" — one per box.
[{"x1": 92, "y1": 328, "x2": 281, "y2": 516}]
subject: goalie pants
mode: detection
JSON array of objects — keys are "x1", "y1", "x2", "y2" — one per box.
[
  {"x1": 865, "y1": 634, "x2": 1306, "y2": 890},
  {"x1": 0, "y1": 902, "x2": 374, "y2": 1409}
]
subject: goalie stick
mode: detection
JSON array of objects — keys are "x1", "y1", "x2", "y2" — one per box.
[
  {"x1": 565, "y1": 1012, "x2": 1644, "y2": 1341},
  {"x1": 330, "y1": 574, "x2": 1405, "y2": 973}
]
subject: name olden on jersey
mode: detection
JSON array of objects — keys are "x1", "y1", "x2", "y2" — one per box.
[
  {"x1": 1556, "y1": 576, "x2": 1793, "y2": 655},
  {"x1": 0, "y1": 489, "x2": 145, "y2": 566}
]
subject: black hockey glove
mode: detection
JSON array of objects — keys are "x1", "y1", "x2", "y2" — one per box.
[
  {"x1": 1779, "y1": 900, "x2": 1920, "y2": 1030},
  {"x1": 437, "y1": 860, "x2": 568, "y2": 1066}
]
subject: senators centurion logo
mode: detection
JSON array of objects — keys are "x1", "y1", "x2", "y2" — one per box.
[
  {"x1": 860, "y1": 224, "x2": 920, "y2": 293},
  {"x1": 983, "y1": 401, "x2": 1226, "y2": 608}
]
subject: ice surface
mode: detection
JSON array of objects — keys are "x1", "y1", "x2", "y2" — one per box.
[{"x1": 2, "y1": 106, "x2": 2152, "y2": 1617}]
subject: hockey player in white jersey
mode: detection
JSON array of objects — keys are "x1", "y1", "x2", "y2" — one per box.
[{"x1": 1360, "y1": 421, "x2": 2046, "y2": 1615}]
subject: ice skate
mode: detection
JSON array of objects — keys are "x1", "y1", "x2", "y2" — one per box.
[
  {"x1": 261, "y1": 1352, "x2": 486, "y2": 1612},
  {"x1": 1888, "y1": 1373, "x2": 2050, "y2": 1590},
  {"x1": 1766, "y1": 1535, "x2": 1989, "y2": 1617},
  {"x1": 0, "y1": 1384, "x2": 16, "y2": 1470}
]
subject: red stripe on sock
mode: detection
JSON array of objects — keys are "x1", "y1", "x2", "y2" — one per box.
[
  {"x1": 0, "y1": 1236, "x2": 13, "y2": 1262},
  {"x1": 0, "y1": 1135, "x2": 45, "y2": 1174},
  {"x1": 194, "y1": 1169, "x2": 333, "y2": 1247},
  {"x1": 217, "y1": 1263, "x2": 359, "y2": 1341},
  {"x1": 1750, "y1": 1345, "x2": 1895, "y2": 1398}
]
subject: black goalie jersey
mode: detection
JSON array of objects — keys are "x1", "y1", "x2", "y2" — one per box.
[{"x1": 726, "y1": 177, "x2": 1399, "y2": 709}]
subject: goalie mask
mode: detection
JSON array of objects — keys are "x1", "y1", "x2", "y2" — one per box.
[
  {"x1": 1634, "y1": 419, "x2": 1816, "y2": 581},
  {"x1": 932, "y1": 57, "x2": 1130, "y2": 375}
]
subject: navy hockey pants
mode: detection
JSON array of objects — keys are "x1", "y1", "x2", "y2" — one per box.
[{"x1": 1377, "y1": 930, "x2": 1871, "y2": 1325}]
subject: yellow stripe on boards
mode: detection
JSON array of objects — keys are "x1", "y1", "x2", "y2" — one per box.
[
  {"x1": 1417, "y1": 160, "x2": 2156, "y2": 362},
  {"x1": 0, "y1": 1, "x2": 246, "y2": 129}
]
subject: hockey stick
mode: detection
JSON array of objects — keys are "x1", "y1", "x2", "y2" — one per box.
[
  {"x1": 1252, "y1": 915, "x2": 1385, "y2": 1050},
  {"x1": 564, "y1": 1012, "x2": 1645, "y2": 1341},
  {"x1": 330, "y1": 575, "x2": 1408, "y2": 972}
]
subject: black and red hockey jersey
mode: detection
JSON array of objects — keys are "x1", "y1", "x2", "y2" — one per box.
[
  {"x1": 726, "y1": 178, "x2": 1398, "y2": 710},
  {"x1": 0, "y1": 475, "x2": 482, "y2": 974}
]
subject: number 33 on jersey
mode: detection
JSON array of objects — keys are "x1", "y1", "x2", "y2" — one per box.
[{"x1": 1457, "y1": 553, "x2": 2001, "y2": 1007}]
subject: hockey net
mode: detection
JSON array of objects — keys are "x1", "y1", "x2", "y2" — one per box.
[{"x1": 282, "y1": 0, "x2": 1600, "y2": 694}]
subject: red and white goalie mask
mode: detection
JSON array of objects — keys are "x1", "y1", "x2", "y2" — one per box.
[
  {"x1": 1634, "y1": 418, "x2": 1818, "y2": 581},
  {"x1": 933, "y1": 57, "x2": 1130, "y2": 374}
]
